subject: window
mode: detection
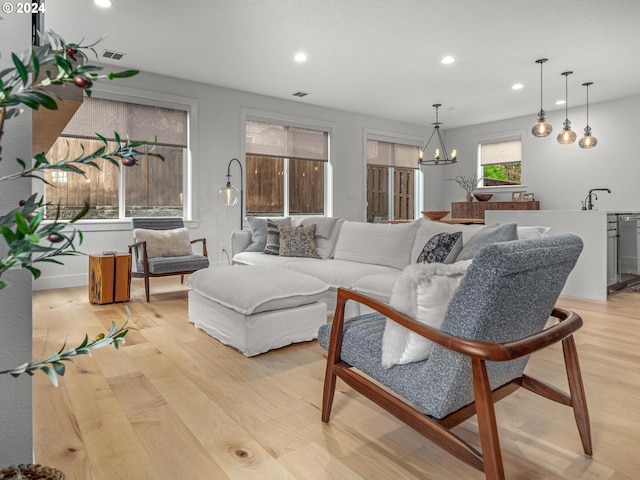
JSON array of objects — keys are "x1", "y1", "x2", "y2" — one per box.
[
  {"x1": 366, "y1": 139, "x2": 420, "y2": 222},
  {"x1": 44, "y1": 95, "x2": 190, "y2": 220},
  {"x1": 479, "y1": 137, "x2": 522, "y2": 187},
  {"x1": 245, "y1": 120, "x2": 328, "y2": 217}
]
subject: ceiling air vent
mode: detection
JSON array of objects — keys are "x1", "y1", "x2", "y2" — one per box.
[
  {"x1": 102, "y1": 49, "x2": 126, "y2": 61},
  {"x1": 292, "y1": 91, "x2": 309, "y2": 97}
]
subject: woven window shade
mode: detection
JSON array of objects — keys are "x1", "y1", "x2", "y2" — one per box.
[
  {"x1": 246, "y1": 120, "x2": 328, "y2": 161},
  {"x1": 480, "y1": 139, "x2": 521, "y2": 165},
  {"x1": 367, "y1": 139, "x2": 418, "y2": 169},
  {"x1": 61, "y1": 97, "x2": 188, "y2": 148}
]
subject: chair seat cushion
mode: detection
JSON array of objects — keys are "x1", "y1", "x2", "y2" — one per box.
[
  {"x1": 143, "y1": 254, "x2": 209, "y2": 274},
  {"x1": 188, "y1": 265, "x2": 328, "y2": 315}
]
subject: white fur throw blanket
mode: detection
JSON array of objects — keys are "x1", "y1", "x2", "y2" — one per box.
[{"x1": 381, "y1": 260, "x2": 472, "y2": 369}]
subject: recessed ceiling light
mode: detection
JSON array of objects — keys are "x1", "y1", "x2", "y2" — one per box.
[
  {"x1": 441, "y1": 56, "x2": 455, "y2": 65},
  {"x1": 556, "y1": 100, "x2": 566, "y2": 105},
  {"x1": 294, "y1": 52, "x2": 307, "y2": 63},
  {"x1": 94, "y1": 0, "x2": 112, "y2": 7},
  {"x1": 512, "y1": 83, "x2": 524, "y2": 90}
]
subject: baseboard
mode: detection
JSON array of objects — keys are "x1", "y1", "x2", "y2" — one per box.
[{"x1": 33, "y1": 273, "x2": 88, "y2": 291}]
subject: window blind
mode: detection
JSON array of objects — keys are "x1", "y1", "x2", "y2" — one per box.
[
  {"x1": 246, "y1": 120, "x2": 328, "y2": 162},
  {"x1": 61, "y1": 97, "x2": 188, "y2": 148},
  {"x1": 480, "y1": 139, "x2": 521, "y2": 165},
  {"x1": 367, "y1": 139, "x2": 418, "y2": 169}
]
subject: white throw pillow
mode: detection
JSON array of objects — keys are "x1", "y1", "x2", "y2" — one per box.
[
  {"x1": 133, "y1": 227, "x2": 193, "y2": 258},
  {"x1": 381, "y1": 260, "x2": 472, "y2": 369},
  {"x1": 517, "y1": 226, "x2": 551, "y2": 240}
]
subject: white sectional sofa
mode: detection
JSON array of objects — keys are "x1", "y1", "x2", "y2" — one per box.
[{"x1": 231, "y1": 217, "x2": 549, "y2": 317}]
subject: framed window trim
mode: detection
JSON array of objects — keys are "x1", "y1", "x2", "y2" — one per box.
[
  {"x1": 241, "y1": 108, "x2": 335, "y2": 220},
  {"x1": 474, "y1": 129, "x2": 527, "y2": 192},
  {"x1": 363, "y1": 129, "x2": 424, "y2": 222},
  {"x1": 34, "y1": 84, "x2": 199, "y2": 230}
]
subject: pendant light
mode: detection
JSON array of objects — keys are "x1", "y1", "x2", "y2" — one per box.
[
  {"x1": 531, "y1": 58, "x2": 552, "y2": 137},
  {"x1": 418, "y1": 104, "x2": 457, "y2": 165},
  {"x1": 557, "y1": 71, "x2": 577, "y2": 145},
  {"x1": 579, "y1": 82, "x2": 597, "y2": 149}
]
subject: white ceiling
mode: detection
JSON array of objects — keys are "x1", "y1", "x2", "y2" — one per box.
[{"x1": 45, "y1": 0, "x2": 640, "y2": 129}]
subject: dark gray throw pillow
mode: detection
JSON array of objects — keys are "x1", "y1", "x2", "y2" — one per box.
[
  {"x1": 417, "y1": 232, "x2": 463, "y2": 264},
  {"x1": 263, "y1": 220, "x2": 283, "y2": 255},
  {"x1": 456, "y1": 223, "x2": 518, "y2": 261}
]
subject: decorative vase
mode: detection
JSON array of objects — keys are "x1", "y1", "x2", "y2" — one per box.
[{"x1": 466, "y1": 192, "x2": 474, "y2": 202}]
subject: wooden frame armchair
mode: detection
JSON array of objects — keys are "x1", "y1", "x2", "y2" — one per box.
[
  {"x1": 318, "y1": 234, "x2": 591, "y2": 479},
  {"x1": 128, "y1": 217, "x2": 209, "y2": 302}
]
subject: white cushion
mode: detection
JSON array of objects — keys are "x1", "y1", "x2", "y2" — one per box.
[
  {"x1": 410, "y1": 218, "x2": 484, "y2": 263},
  {"x1": 188, "y1": 265, "x2": 328, "y2": 315},
  {"x1": 381, "y1": 260, "x2": 472, "y2": 369},
  {"x1": 284, "y1": 258, "x2": 399, "y2": 289},
  {"x1": 333, "y1": 220, "x2": 419, "y2": 269},
  {"x1": 352, "y1": 272, "x2": 401, "y2": 303},
  {"x1": 133, "y1": 227, "x2": 193, "y2": 258},
  {"x1": 517, "y1": 225, "x2": 551, "y2": 240}
]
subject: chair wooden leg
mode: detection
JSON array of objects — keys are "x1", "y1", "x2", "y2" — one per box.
[
  {"x1": 472, "y1": 358, "x2": 505, "y2": 480},
  {"x1": 180, "y1": 274, "x2": 185, "y2": 284},
  {"x1": 322, "y1": 292, "x2": 348, "y2": 423},
  {"x1": 563, "y1": 335, "x2": 593, "y2": 455},
  {"x1": 144, "y1": 275, "x2": 150, "y2": 302}
]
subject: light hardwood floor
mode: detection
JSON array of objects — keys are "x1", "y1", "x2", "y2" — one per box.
[{"x1": 33, "y1": 277, "x2": 640, "y2": 479}]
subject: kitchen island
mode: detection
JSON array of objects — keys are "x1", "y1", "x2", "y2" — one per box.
[{"x1": 486, "y1": 210, "x2": 621, "y2": 301}]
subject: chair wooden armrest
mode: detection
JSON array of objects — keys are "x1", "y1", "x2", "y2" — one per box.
[
  {"x1": 332, "y1": 288, "x2": 583, "y2": 363},
  {"x1": 190, "y1": 237, "x2": 208, "y2": 257}
]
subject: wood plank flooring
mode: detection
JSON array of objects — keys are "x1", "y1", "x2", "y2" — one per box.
[{"x1": 32, "y1": 277, "x2": 640, "y2": 479}]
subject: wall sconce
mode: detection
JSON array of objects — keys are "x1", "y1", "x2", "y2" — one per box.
[{"x1": 218, "y1": 157, "x2": 244, "y2": 230}]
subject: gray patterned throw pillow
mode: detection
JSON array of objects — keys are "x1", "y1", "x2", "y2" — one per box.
[{"x1": 278, "y1": 224, "x2": 321, "y2": 258}]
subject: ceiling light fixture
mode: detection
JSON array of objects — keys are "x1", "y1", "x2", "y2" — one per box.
[
  {"x1": 512, "y1": 83, "x2": 524, "y2": 90},
  {"x1": 418, "y1": 104, "x2": 457, "y2": 166},
  {"x1": 531, "y1": 58, "x2": 552, "y2": 138},
  {"x1": 441, "y1": 56, "x2": 455, "y2": 65},
  {"x1": 94, "y1": 0, "x2": 112, "y2": 7},
  {"x1": 579, "y1": 82, "x2": 597, "y2": 149},
  {"x1": 557, "y1": 71, "x2": 577, "y2": 145},
  {"x1": 294, "y1": 52, "x2": 307, "y2": 63}
]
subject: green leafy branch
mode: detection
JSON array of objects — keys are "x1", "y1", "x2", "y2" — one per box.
[
  {"x1": 0, "y1": 30, "x2": 164, "y2": 290},
  {"x1": 0, "y1": 311, "x2": 132, "y2": 387}
]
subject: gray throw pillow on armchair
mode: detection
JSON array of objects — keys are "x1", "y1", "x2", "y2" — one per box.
[{"x1": 456, "y1": 223, "x2": 518, "y2": 261}]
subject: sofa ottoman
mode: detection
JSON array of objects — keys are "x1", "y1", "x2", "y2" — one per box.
[{"x1": 187, "y1": 265, "x2": 329, "y2": 356}]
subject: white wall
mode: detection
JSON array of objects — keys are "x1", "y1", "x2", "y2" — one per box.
[
  {"x1": 0, "y1": 14, "x2": 34, "y2": 465},
  {"x1": 430, "y1": 95, "x2": 640, "y2": 212},
  {"x1": 33, "y1": 69, "x2": 428, "y2": 289}
]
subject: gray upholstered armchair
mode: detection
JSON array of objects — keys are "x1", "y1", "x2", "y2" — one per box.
[
  {"x1": 318, "y1": 234, "x2": 591, "y2": 479},
  {"x1": 128, "y1": 217, "x2": 209, "y2": 302}
]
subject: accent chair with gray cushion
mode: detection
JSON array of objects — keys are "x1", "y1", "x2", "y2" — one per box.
[
  {"x1": 129, "y1": 217, "x2": 209, "y2": 302},
  {"x1": 318, "y1": 234, "x2": 592, "y2": 479}
]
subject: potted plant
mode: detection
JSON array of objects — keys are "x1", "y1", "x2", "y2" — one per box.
[{"x1": 0, "y1": 31, "x2": 162, "y2": 477}]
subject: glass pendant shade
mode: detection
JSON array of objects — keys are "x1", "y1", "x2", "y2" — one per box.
[
  {"x1": 557, "y1": 71, "x2": 576, "y2": 145},
  {"x1": 558, "y1": 122, "x2": 577, "y2": 145},
  {"x1": 532, "y1": 113, "x2": 553, "y2": 137},
  {"x1": 531, "y1": 59, "x2": 552, "y2": 138},
  {"x1": 579, "y1": 82, "x2": 597, "y2": 149},
  {"x1": 219, "y1": 182, "x2": 240, "y2": 206}
]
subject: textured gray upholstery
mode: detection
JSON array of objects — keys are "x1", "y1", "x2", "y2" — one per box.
[
  {"x1": 318, "y1": 233, "x2": 583, "y2": 419},
  {"x1": 144, "y1": 255, "x2": 210, "y2": 274}
]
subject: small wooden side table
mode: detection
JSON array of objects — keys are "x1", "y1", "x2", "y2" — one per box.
[{"x1": 88, "y1": 253, "x2": 131, "y2": 304}]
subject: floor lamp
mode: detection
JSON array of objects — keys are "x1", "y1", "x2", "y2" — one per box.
[{"x1": 218, "y1": 157, "x2": 244, "y2": 230}]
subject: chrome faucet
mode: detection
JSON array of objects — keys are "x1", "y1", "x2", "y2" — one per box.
[{"x1": 582, "y1": 188, "x2": 612, "y2": 210}]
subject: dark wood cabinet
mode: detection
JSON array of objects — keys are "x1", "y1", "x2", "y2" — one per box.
[{"x1": 452, "y1": 201, "x2": 540, "y2": 220}]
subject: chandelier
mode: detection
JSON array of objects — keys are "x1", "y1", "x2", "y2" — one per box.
[{"x1": 418, "y1": 104, "x2": 457, "y2": 165}]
